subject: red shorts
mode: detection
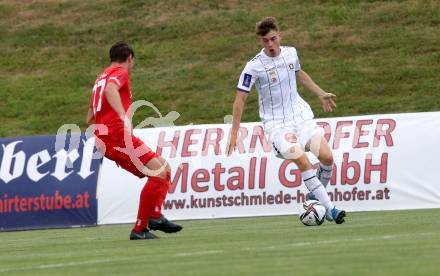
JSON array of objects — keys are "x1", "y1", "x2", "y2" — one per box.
[{"x1": 97, "y1": 131, "x2": 157, "y2": 178}]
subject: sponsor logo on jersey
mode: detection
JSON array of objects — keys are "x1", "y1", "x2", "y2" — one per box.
[
  {"x1": 269, "y1": 70, "x2": 277, "y2": 83},
  {"x1": 289, "y1": 63, "x2": 294, "y2": 70},
  {"x1": 243, "y1": 73, "x2": 252, "y2": 88}
]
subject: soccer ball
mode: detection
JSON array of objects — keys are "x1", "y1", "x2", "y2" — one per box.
[{"x1": 299, "y1": 200, "x2": 326, "y2": 226}]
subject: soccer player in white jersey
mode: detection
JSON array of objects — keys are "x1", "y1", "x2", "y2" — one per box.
[{"x1": 226, "y1": 17, "x2": 346, "y2": 224}]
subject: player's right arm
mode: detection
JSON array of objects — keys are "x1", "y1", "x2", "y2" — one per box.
[
  {"x1": 104, "y1": 82, "x2": 132, "y2": 133},
  {"x1": 227, "y1": 62, "x2": 256, "y2": 156},
  {"x1": 226, "y1": 91, "x2": 248, "y2": 156}
]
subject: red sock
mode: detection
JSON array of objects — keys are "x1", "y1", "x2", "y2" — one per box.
[
  {"x1": 133, "y1": 176, "x2": 166, "y2": 232},
  {"x1": 151, "y1": 171, "x2": 170, "y2": 219}
]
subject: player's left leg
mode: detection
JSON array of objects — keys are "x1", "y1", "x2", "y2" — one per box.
[
  {"x1": 145, "y1": 156, "x2": 183, "y2": 234},
  {"x1": 300, "y1": 122, "x2": 333, "y2": 202}
]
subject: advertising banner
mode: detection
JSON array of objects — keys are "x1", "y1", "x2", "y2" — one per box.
[
  {"x1": 0, "y1": 134, "x2": 100, "y2": 231},
  {"x1": 97, "y1": 112, "x2": 440, "y2": 224}
]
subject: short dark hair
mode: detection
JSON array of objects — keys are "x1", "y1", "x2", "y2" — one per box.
[
  {"x1": 256, "y1": 17, "x2": 279, "y2": 36},
  {"x1": 109, "y1": 42, "x2": 134, "y2": 62}
]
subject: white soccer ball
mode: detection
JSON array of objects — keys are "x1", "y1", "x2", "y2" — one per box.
[{"x1": 299, "y1": 200, "x2": 326, "y2": 226}]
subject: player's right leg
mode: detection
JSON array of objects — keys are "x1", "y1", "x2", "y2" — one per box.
[
  {"x1": 130, "y1": 144, "x2": 182, "y2": 239},
  {"x1": 304, "y1": 134, "x2": 334, "y2": 203},
  {"x1": 270, "y1": 128, "x2": 345, "y2": 224}
]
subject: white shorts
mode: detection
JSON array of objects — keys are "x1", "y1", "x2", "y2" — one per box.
[{"x1": 269, "y1": 120, "x2": 323, "y2": 159}]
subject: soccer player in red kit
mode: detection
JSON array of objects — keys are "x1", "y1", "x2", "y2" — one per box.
[{"x1": 87, "y1": 42, "x2": 182, "y2": 240}]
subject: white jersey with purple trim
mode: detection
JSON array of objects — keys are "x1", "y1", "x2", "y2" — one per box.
[{"x1": 237, "y1": 46, "x2": 314, "y2": 131}]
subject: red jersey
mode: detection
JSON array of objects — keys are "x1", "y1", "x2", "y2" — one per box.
[{"x1": 90, "y1": 65, "x2": 132, "y2": 140}]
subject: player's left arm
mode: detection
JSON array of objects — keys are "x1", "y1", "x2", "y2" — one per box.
[
  {"x1": 296, "y1": 69, "x2": 336, "y2": 112},
  {"x1": 86, "y1": 107, "x2": 95, "y2": 125}
]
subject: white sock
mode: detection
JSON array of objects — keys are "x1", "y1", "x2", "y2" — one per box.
[
  {"x1": 316, "y1": 163, "x2": 333, "y2": 187},
  {"x1": 302, "y1": 169, "x2": 334, "y2": 211}
]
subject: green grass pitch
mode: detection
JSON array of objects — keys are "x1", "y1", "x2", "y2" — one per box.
[{"x1": 1, "y1": 209, "x2": 439, "y2": 275}]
